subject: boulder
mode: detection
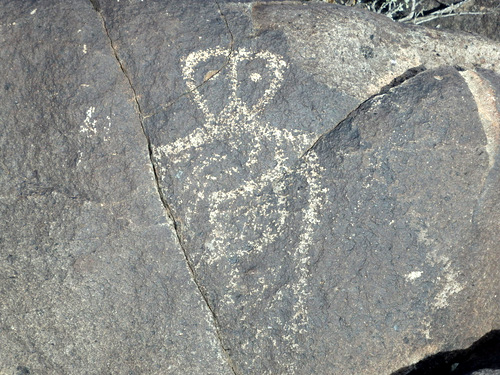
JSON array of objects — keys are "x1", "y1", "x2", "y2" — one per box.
[
  {"x1": 0, "y1": 1, "x2": 499, "y2": 374},
  {"x1": 424, "y1": 0, "x2": 500, "y2": 42}
]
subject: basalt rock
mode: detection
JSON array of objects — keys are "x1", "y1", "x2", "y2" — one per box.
[
  {"x1": 0, "y1": 1, "x2": 499, "y2": 374},
  {"x1": 0, "y1": 2, "x2": 232, "y2": 374},
  {"x1": 424, "y1": 0, "x2": 500, "y2": 43}
]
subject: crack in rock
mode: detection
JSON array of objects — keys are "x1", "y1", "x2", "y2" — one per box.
[
  {"x1": 301, "y1": 65, "x2": 427, "y2": 158},
  {"x1": 89, "y1": 2, "x2": 238, "y2": 374}
]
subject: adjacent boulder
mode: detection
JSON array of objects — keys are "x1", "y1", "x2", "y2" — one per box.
[
  {"x1": 424, "y1": 0, "x2": 500, "y2": 42},
  {"x1": 0, "y1": 0, "x2": 499, "y2": 374}
]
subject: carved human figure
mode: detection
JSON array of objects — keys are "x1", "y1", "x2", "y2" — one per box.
[{"x1": 154, "y1": 47, "x2": 327, "y2": 364}]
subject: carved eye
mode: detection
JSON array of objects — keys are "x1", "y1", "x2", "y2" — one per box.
[
  {"x1": 182, "y1": 47, "x2": 287, "y2": 124},
  {"x1": 233, "y1": 50, "x2": 287, "y2": 119},
  {"x1": 183, "y1": 48, "x2": 228, "y2": 84}
]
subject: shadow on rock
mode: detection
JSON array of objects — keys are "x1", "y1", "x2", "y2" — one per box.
[{"x1": 392, "y1": 330, "x2": 500, "y2": 375}]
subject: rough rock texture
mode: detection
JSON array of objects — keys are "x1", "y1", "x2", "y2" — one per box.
[
  {"x1": 0, "y1": 1, "x2": 499, "y2": 374},
  {"x1": 394, "y1": 330, "x2": 500, "y2": 375},
  {"x1": 425, "y1": 0, "x2": 500, "y2": 42},
  {"x1": 323, "y1": 0, "x2": 500, "y2": 42},
  {"x1": 0, "y1": 1, "x2": 232, "y2": 374}
]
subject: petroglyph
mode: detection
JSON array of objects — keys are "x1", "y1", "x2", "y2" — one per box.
[
  {"x1": 417, "y1": 223, "x2": 464, "y2": 310},
  {"x1": 405, "y1": 271, "x2": 423, "y2": 281},
  {"x1": 433, "y1": 259, "x2": 464, "y2": 309},
  {"x1": 154, "y1": 47, "x2": 326, "y2": 352},
  {"x1": 81, "y1": 106, "x2": 98, "y2": 135},
  {"x1": 81, "y1": 106, "x2": 112, "y2": 140}
]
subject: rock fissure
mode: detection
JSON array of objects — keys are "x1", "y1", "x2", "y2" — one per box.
[
  {"x1": 90, "y1": 3, "x2": 239, "y2": 374},
  {"x1": 300, "y1": 65, "x2": 427, "y2": 159}
]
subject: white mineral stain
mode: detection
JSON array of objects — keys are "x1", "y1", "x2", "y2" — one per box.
[
  {"x1": 415, "y1": 225, "x2": 464, "y2": 310},
  {"x1": 250, "y1": 72, "x2": 262, "y2": 82},
  {"x1": 81, "y1": 106, "x2": 97, "y2": 135},
  {"x1": 433, "y1": 260, "x2": 464, "y2": 309},
  {"x1": 405, "y1": 271, "x2": 423, "y2": 281},
  {"x1": 459, "y1": 70, "x2": 500, "y2": 169},
  {"x1": 80, "y1": 107, "x2": 111, "y2": 140},
  {"x1": 420, "y1": 319, "x2": 432, "y2": 340},
  {"x1": 76, "y1": 151, "x2": 83, "y2": 167}
]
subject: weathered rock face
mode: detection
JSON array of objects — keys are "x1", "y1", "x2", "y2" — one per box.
[
  {"x1": 322, "y1": 0, "x2": 500, "y2": 43},
  {"x1": 304, "y1": 66, "x2": 500, "y2": 374},
  {"x1": 395, "y1": 330, "x2": 500, "y2": 375},
  {"x1": 0, "y1": 1, "x2": 232, "y2": 374},
  {"x1": 424, "y1": 0, "x2": 500, "y2": 42},
  {"x1": 0, "y1": 1, "x2": 499, "y2": 374}
]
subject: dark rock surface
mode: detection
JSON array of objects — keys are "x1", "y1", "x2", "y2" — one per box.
[
  {"x1": 424, "y1": 0, "x2": 500, "y2": 42},
  {"x1": 392, "y1": 330, "x2": 500, "y2": 374},
  {"x1": 0, "y1": 1, "x2": 499, "y2": 374},
  {"x1": 0, "y1": 1, "x2": 232, "y2": 374}
]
